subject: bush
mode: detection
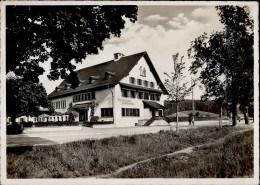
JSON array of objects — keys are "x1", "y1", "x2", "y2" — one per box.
[
  {"x1": 23, "y1": 121, "x2": 33, "y2": 127},
  {"x1": 7, "y1": 124, "x2": 24, "y2": 135},
  {"x1": 34, "y1": 121, "x2": 81, "y2": 127}
]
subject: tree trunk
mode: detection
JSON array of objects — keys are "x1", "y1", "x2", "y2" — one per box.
[
  {"x1": 231, "y1": 104, "x2": 237, "y2": 126},
  {"x1": 243, "y1": 106, "x2": 249, "y2": 124},
  {"x1": 176, "y1": 101, "x2": 179, "y2": 132},
  {"x1": 170, "y1": 101, "x2": 174, "y2": 131}
]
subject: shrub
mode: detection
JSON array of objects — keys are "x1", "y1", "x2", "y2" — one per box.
[
  {"x1": 7, "y1": 124, "x2": 24, "y2": 135},
  {"x1": 90, "y1": 116, "x2": 99, "y2": 123},
  {"x1": 34, "y1": 121, "x2": 81, "y2": 127}
]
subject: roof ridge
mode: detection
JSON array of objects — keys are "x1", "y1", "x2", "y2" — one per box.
[{"x1": 75, "y1": 51, "x2": 147, "y2": 73}]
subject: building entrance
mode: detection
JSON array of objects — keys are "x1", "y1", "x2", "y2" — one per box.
[{"x1": 78, "y1": 109, "x2": 88, "y2": 122}]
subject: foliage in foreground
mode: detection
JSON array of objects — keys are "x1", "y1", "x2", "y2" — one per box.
[
  {"x1": 113, "y1": 130, "x2": 253, "y2": 178},
  {"x1": 7, "y1": 127, "x2": 243, "y2": 178}
]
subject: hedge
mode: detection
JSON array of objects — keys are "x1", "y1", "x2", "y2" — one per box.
[
  {"x1": 33, "y1": 121, "x2": 81, "y2": 127},
  {"x1": 7, "y1": 124, "x2": 24, "y2": 135}
]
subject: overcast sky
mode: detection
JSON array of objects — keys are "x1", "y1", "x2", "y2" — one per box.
[{"x1": 40, "y1": 5, "x2": 226, "y2": 99}]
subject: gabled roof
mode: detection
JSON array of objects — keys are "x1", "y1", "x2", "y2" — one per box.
[{"x1": 49, "y1": 51, "x2": 167, "y2": 99}]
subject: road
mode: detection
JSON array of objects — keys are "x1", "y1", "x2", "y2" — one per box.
[{"x1": 6, "y1": 120, "x2": 253, "y2": 147}]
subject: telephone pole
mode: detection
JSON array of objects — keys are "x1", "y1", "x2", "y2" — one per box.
[{"x1": 191, "y1": 78, "x2": 195, "y2": 126}]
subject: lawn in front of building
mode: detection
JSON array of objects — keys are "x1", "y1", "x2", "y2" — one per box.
[{"x1": 7, "y1": 126, "x2": 252, "y2": 178}]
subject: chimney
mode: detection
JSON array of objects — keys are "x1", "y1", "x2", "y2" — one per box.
[{"x1": 114, "y1": 53, "x2": 125, "y2": 61}]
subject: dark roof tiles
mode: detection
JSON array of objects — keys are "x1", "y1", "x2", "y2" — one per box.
[{"x1": 49, "y1": 51, "x2": 167, "y2": 99}]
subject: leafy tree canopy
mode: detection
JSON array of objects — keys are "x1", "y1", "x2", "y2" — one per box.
[
  {"x1": 6, "y1": 5, "x2": 138, "y2": 88},
  {"x1": 6, "y1": 75, "x2": 51, "y2": 123},
  {"x1": 188, "y1": 6, "x2": 253, "y2": 125}
]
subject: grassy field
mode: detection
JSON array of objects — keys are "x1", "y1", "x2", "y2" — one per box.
[
  {"x1": 112, "y1": 130, "x2": 254, "y2": 178},
  {"x1": 7, "y1": 126, "x2": 252, "y2": 178}
]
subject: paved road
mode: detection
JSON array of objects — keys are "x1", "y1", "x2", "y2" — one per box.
[{"x1": 6, "y1": 120, "x2": 253, "y2": 147}]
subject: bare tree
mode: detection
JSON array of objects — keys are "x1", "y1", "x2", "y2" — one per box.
[{"x1": 164, "y1": 53, "x2": 194, "y2": 132}]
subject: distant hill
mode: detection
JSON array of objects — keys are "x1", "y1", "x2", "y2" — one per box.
[{"x1": 164, "y1": 100, "x2": 227, "y2": 116}]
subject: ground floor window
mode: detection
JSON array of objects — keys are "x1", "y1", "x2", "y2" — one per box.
[
  {"x1": 101, "y1": 108, "x2": 113, "y2": 117},
  {"x1": 122, "y1": 108, "x2": 140, "y2": 117}
]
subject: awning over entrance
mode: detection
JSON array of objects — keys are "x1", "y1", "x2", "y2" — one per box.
[
  {"x1": 143, "y1": 100, "x2": 164, "y2": 109},
  {"x1": 73, "y1": 102, "x2": 93, "y2": 109}
]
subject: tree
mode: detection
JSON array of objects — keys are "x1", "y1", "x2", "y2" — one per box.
[
  {"x1": 6, "y1": 5, "x2": 138, "y2": 88},
  {"x1": 164, "y1": 53, "x2": 194, "y2": 131},
  {"x1": 6, "y1": 75, "x2": 50, "y2": 124},
  {"x1": 188, "y1": 6, "x2": 253, "y2": 126},
  {"x1": 66, "y1": 102, "x2": 79, "y2": 122}
]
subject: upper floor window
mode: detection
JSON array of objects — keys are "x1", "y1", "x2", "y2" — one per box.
[
  {"x1": 156, "y1": 94, "x2": 161, "y2": 101},
  {"x1": 150, "y1": 82, "x2": 154, "y2": 88},
  {"x1": 129, "y1": 77, "x2": 135, "y2": 84},
  {"x1": 73, "y1": 92, "x2": 96, "y2": 102},
  {"x1": 130, "y1": 91, "x2": 135, "y2": 98},
  {"x1": 144, "y1": 80, "x2": 148, "y2": 87},
  {"x1": 122, "y1": 89, "x2": 128, "y2": 97},
  {"x1": 137, "y1": 79, "x2": 142, "y2": 86},
  {"x1": 138, "y1": 92, "x2": 143, "y2": 99},
  {"x1": 144, "y1": 92, "x2": 149, "y2": 100},
  {"x1": 150, "y1": 93, "x2": 155, "y2": 100}
]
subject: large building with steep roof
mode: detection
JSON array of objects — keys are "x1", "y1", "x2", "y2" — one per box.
[{"x1": 48, "y1": 51, "x2": 168, "y2": 127}]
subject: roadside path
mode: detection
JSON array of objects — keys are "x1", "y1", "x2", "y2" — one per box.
[
  {"x1": 7, "y1": 121, "x2": 252, "y2": 147},
  {"x1": 91, "y1": 126, "x2": 253, "y2": 178}
]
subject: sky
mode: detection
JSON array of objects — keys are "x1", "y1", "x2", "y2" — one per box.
[{"x1": 39, "y1": 5, "x2": 226, "y2": 99}]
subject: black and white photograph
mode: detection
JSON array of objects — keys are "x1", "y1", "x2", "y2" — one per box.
[{"x1": 0, "y1": 1, "x2": 259, "y2": 185}]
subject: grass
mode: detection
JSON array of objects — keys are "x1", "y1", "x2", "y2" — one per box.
[
  {"x1": 7, "y1": 126, "x2": 250, "y2": 178},
  {"x1": 112, "y1": 130, "x2": 254, "y2": 178}
]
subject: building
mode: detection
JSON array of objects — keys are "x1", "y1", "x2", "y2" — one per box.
[{"x1": 48, "y1": 51, "x2": 168, "y2": 127}]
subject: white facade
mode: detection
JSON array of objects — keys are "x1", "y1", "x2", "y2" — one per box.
[{"x1": 48, "y1": 55, "x2": 166, "y2": 127}]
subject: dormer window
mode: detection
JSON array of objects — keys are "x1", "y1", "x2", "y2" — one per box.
[
  {"x1": 114, "y1": 53, "x2": 125, "y2": 61},
  {"x1": 89, "y1": 76, "x2": 99, "y2": 84},
  {"x1": 64, "y1": 83, "x2": 71, "y2": 90},
  {"x1": 55, "y1": 87, "x2": 61, "y2": 92},
  {"x1": 105, "y1": 71, "x2": 115, "y2": 79}
]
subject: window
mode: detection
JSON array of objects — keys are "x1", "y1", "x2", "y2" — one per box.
[
  {"x1": 144, "y1": 80, "x2": 148, "y2": 87},
  {"x1": 73, "y1": 92, "x2": 95, "y2": 102},
  {"x1": 137, "y1": 79, "x2": 142, "y2": 85},
  {"x1": 138, "y1": 92, "x2": 143, "y2": 99},
  {"x1": 150, "y1": 82, "x2": 154, "y2": 88},
  {"x1": 101, "y1": 108, "x2": 113, "y2": 117},
  {"x1": 88, "y1": 93, "x2": 91, "y2": 100},
  {"x1": 156, "y1": 94, "x2": 161, "y2": 101},
  {"x1": 129, "y1": 77, "x2": 135, "y2": 84},
  {"x1": 144, "y1": 92, "x2": 149, "y2": 100},
  {"x1": 130, "y1": 91, "x2": 135, "y2": 98},
  {"x1": 122, "y1": 108, "x2": 140, "y2": 117},
  {"x1": 122, "y1": 89, "x2": 128, "y2": 97},
  {"x1": 150, "y1": 93, "x2": 155, "y2": 100}
]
